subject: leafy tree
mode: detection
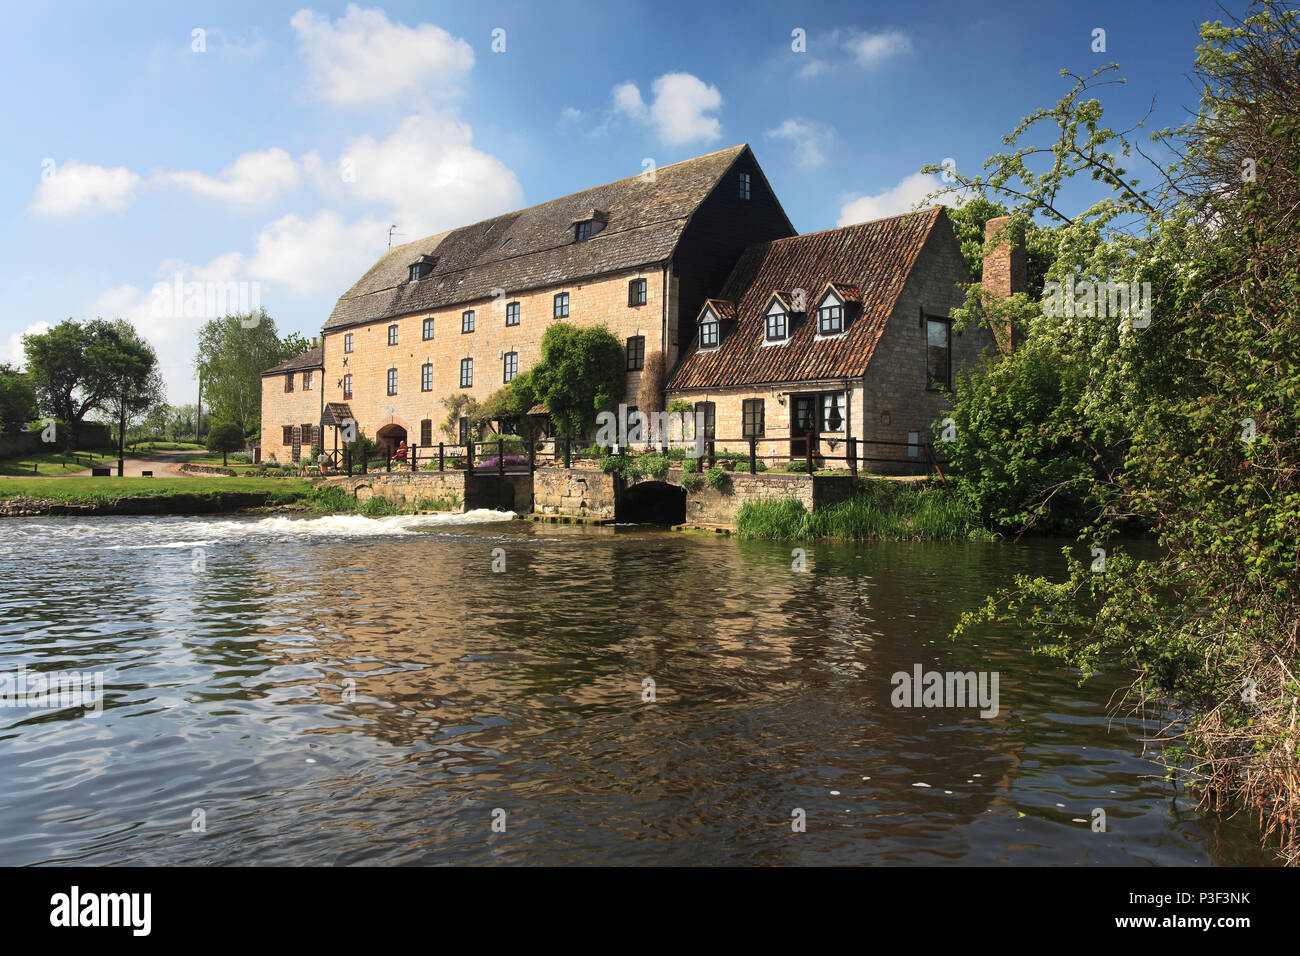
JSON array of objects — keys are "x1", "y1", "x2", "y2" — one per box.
[
  {"x1": 101, "y1": 319, "x2": 165, "y2": 458},
  {"x1": 195, "y1": 311, "x2": 304, "y2": 437},
  {"x1": 439, "y1": 393, "x2": 479, "y2": 441},
  {"x1": 940, "y1": 340, "x2": 1122, "y2": 533},
  {"x1": 944, "y1": 4, "x2": 1300, "y2": 863},
  {"x1": 21, "y1": 318, "x2": 124, "y2": 444},
  {"x1": 0, "y1": 363, "x2": 37, "y2": 433},
  {"x1": 528, "y1": 322, "x2": 625, "y2": 437},
  {"x1": 206, "y1": 422, "x2": 245, "y2": 467},
  {"x1": 475, "y1": 369, "x2": 537, "y2": 434}
]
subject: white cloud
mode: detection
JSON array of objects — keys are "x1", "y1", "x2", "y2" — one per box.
[
  {"x1": 647, "y1": 73, "x2": 722, "y2": 146},
  {"x1": 837, "y1": 172, "x2": 961, "y2": 225},
  {"x1": 845, "y1": 29, "x2": 912, "y2": 66},
  {"x1": 765, "y1": 118, "x2": 834, "y2": 169},
  {"x1": 795, "y1": 59, "x2": 828, "y2": 80},
  {"x1": 318, "y1": 112, "x2": 523, "y2": 237},
  {"x1": 158, "y1": 148, "x2": 300, "y2": 203},
  {"x1": 290, "y1": 4, "x2": 475, "y2": 106},
  {"x1": 793, "y1": 28, "x2": 911, "y2": 79},
  {"x1": 8, "y1": 322, "x2": 51, "y2": 367},
  {"x1": 91, "y1": 252, "x2": 261, "y2": 399},
  {"x1": 246, "y1": 211, "x2": 386, "y2": 296},
  {"x1": 611, "y1": 82, "x2": 646, "y2": 119},
  {"x1": 30, "y1": 160, "x2": 142, "y2": 215}
]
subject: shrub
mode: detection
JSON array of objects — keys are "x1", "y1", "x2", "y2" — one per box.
[
  {"x1": 706, "y1": 465, "x2": 727, "y2": 490},
  {"x1": 639, "y1": 452, "x2": 670, "y2": 480},
  {"x1": 600, "y1": 454, "x2": 643, "y2": 482},
  {"x1": 680, "y1": 472, "x2": 704, "y2": 492},
  {"x1": 733, "y1": 460, "x2": 767, "y2": 473}
]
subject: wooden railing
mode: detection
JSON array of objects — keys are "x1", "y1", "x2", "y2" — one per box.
[{"x1": 321, "y1": 433, "x2": 951, "y2": 487}]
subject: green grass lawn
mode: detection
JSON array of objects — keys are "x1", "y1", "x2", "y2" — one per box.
[
  {"x1": 0, "y1": 449, "x2": 116, "y2": 476},
  {"x1": 125, "y1": 441, "x2": 206, "y2": 453},
  {"x1": 0, "y1": 475, "x2": 313, "y2": 503}
]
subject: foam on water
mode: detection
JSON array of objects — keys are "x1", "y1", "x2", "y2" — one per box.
[{"x1": 6, "y1": 509, "x2": 517, "y2": 551}]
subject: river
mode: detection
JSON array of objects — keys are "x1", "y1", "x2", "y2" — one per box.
[{"x1": 0, "y1": 511, "x2": 1272, "y2": 865}]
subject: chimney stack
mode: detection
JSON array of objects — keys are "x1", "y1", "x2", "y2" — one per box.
[
  {"x1": 983, "y1": 216, "x2": 1026, "y2": 353},
  {"x1": 311, "y1": 335, "x2": 319, "y2": 349}
]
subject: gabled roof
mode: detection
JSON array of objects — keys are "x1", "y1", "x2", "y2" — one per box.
[
  {"x1": 324, "y1": 145, "x2": 758, "y2": 332},
  {"x1": 819, "y1": 281, "x2": 862, "y2": 305},
  {"x1": 668, "y1": 207, "x2": 947, "y2": 390},
  {"x1": 261, "y1": 345, "x2": 324, "y2": 377},
  {"x1": 698, "y1": 298, "x2": 736, "y2": 322},
  {"x1": 321, "y1": 402, "x2": 354, "y2": 427}
]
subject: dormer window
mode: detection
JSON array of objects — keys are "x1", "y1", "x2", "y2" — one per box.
[
  {"x1": 408, "y1": 254, "x2": 437, "y2": 282},
  {"x1": 817, "y1": 295, "x2": 844, "y2": 336},
  {"x1": 813, "y1": 283, "x2": 859, "y2": 337},
  {"x1": 765, "y1": 303, "x2": 788, "y2": 342},
  {"x1": 696, "y1": 299, "x2": 733, "y2": 350},
  {"x1": 569, "y1": 209, "x2": 607, "y2": 243}
]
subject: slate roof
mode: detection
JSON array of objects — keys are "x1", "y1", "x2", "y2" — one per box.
[
  {"x1": 260, "y1": 345, "x2": 324, "y2": 377},
  {"x1": 668, "y1": 207, "x2": 946, "y2": 390},
  {"x1": 324, "y1": 145, "x2": 753, "y2": 332}
]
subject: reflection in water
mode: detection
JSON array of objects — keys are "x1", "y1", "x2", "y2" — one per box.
[{"x1": 0, "y1": 513, "x2": 1272, "y2": 865}]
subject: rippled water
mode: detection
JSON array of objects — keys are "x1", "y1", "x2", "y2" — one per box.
[{"x1": 0, "y1": 512, "x2": 1271, "y2": 865}]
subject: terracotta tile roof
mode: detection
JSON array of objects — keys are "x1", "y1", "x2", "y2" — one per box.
[
  {"x1": 701, "y1": 298, "x2": 736, "y2": 321},
  {"x1": 668, "y1": 207, "x2": 945, "y2": 390},
  {"x1": 323, "y1": 145, "x2": 751, "y2": 332},
  {"x1": 260, "y1": 345, "x2": 324, "y2": 376},
  {"x1": 823, "y1": 281, "x2": 862, "y2": 304}
]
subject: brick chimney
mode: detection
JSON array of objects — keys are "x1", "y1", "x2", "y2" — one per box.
[{"x1": 983, "y1": 216, "x2": 1026, "y2": 353}]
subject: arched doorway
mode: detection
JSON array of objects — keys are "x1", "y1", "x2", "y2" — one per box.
[
  {"x1": 376, "y1": 423, "x2": 407, "y2": 459},
  {"x1": 617, "y1": 481, "x2": 687, "y2": 525}
]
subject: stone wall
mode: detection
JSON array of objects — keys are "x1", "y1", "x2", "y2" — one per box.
[
  {"x1": 678, "y1": 470, "x2": 815, "y2": 527},
  {"x1": 532, "y1": 465, "x2": 617, "y2": 519},
  {"x1": 259, "y1": 365, "x2": 324, "y2": 464},
  {"x1": 325, "y1": 471, "x2": 468, "y2": 510},
  {"x1": 858, "y1": 214, "x2": 995, "y2": 473},
  {"x1": 320, "y1": 465, "x2": 851, "y2": 529},
  {"x1": 318, "y1": 264, "x2": 666, "y2": 450}
]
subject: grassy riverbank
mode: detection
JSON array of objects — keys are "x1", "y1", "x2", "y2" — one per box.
[
  {"x1": 736, "y1": 481, "x2": 992, "y2": 541},
  {"x1": 0, "y1": 476, "x2": 317, "y2": 516},
  {"x1": 0, "y1": 475, "x2": 312, "y2": 503},
  {"x1": 0, "y1": 449, "x2": 117, "y2": 476}
]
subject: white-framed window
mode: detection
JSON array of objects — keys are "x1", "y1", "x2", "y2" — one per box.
[
  {"x1": 421, "y1": 363, "x2": 433, "y2": 392},
  {"x1": 817, "y1": 298, "x2": 844, "y2": 335},
  {"x1": 503, "y1": 352, "x2": 518, "y2": 382},
  {"x1": 765, "y1": 303, "x2": 788, "y2": 341},
  {"x1": 506, "y1": 302, "x2": 520, "y2": 326},
  {"x1": 554, "y1": 292, "x2": 569, "y2": 318},
  {"x1": 386, "y1": 367, "x2": 397, "y2": 395},
  {"x1": 422, "y1": 317, "x2": 434, "y2": 340},
  {"x1": 821, "y1": 393, "x2": 845, "y2": 432},
  {"x1": 460, "y1": 358, "x2": 473, "y2": 388},
  {"x1": 700, "y1": 320, "x2": 719, "y2": 349},
  {"x1": 462, "y1": 310, "x2": 475, "y2": 333},
  {"x1": 343, "y1": 332, "x2": 353, "y2": 353}
]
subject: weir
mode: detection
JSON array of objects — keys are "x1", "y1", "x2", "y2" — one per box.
[{"x1": 324, "y1": 467, "x2": 860, "y2": 530}]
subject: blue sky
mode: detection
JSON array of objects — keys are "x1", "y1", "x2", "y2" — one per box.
[{"x1": 0, "y1": 0, "x2": 1233, "y2": 402}]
